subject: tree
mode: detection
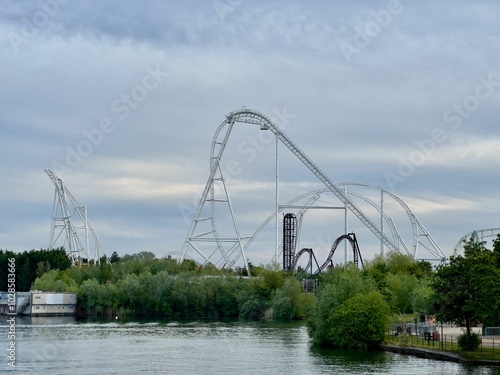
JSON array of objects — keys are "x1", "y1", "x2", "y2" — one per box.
[
  {"x1": 328, "y1": 290, "x2": 391, "y2": 349},
  {"x1": 385, "y1": 272, "x2": 418, "y2": 313},
  {"x1": 432, "y1": 238, "x2": 500, "y2": 349},
  {"x1": 35, "y1": 261, "x2": 51, "y2": 277},
  {"x1": 1, "y1": 248, "x2": 71, "y2": 291},
  {"x1": 31, "y1": 269, "x2": 78, "y2": 292},
  {"x1": 97, "y1": 257, "x2": 113, "y2": 284},
  {"x1": 272, "y1": 277, "x2": 313, "y2": 319},
  {"x1": 410, "y1": 281, "x2": 434, "y2": 313},
  {"x1": 109, "y1": 251, "x2": 120, "y2": 263},
  {"x1": 307, "y1": 264, "x2": 391, "y2": 347}
]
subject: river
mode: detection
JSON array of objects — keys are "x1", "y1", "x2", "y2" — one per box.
[{"x1": 1, "y1": 316, "x2": 499, "y2": 374}]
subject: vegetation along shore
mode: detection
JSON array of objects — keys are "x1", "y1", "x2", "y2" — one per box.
[{"x1": 2, "y1": 235, "x2": 500, "y2": 364}]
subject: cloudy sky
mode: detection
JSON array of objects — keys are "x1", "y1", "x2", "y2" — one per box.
[{"x1": 1, "y1": 0, "x2": 499, "y2": 267}]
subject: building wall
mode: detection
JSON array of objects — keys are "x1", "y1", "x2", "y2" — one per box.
[
  {"x1": 31, "y1": 292, "x2": 77, "y2": 305},
  {"x1": 0, "y1": 292, "x2": 77, "y2": 316},
  {"x1": 31, "y1": 304, "x2": 76, "y2": 316},
  {"x1": 0, "y1": 291, "x2": 32, "y2": 314}
]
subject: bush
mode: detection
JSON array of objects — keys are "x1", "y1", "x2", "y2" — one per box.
[
  {"x1": 272, "y1": 278, "x2": 315, "y2": 320},
  {"x1": 457, "y1": 332, "x2": 481, "y2": 351},
  {"x1": 327, "y1": 290, "x2": 391, "y2": 349},
  {"x1": 308, "y1": 265, "x2": 391, "y2": 347},
  {"x1": 237, "y1": 291, "x2": 266, "y2": 318}
]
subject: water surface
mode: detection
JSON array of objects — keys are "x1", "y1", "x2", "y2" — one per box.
[{"x1": 1, "y1": 316, "x2": 499, "y2": 374}]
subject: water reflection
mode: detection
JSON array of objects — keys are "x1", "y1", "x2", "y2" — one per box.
[
  {"x1": 310, "y1": 342, "x2": 500, "y2": 375},
  {"x1": 0, "y1": 315, "x2": 76, "y2": 326}
]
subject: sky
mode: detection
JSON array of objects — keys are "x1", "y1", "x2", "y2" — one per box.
[{"x1": 0, "y1": 0, "x2": 499, "y2": 268}]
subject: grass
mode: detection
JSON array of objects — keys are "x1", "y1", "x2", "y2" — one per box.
[{"x1": 385, "y1": 332, "x2": 500, "y2": 362}]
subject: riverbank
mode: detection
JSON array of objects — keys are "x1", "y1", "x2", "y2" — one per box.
[
  {"x1": 381, "y1": 326, "x2": 500, "y2": 366},
  {"x1": 380, "y1": 344, "x2": 500, "y2": 366}
]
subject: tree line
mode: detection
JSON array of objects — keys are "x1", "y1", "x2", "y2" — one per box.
[
  {"x1": 2, "y1": 236, "x2": 500, "y2": 351},
  {"x1": 0, "y1": 247, "x2": 71, "y2": 291},
  {"x1": 30, "y1": 252, "x2": 315, "y2": 320}
]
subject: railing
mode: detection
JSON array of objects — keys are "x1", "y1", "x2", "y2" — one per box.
[{"x1": 386, "y1": 326, "x2": 500, "y2": 361}]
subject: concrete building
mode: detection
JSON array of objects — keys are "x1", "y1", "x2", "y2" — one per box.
[{"x1": 0, "y1": 292, "x2": 77, "y2": 316}]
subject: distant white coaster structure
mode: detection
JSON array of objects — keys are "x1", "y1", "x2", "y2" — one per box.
[
  {"x1": 179, "y1": 109, "x2": 446, "y2": 274},
  {"x1": 453, "y1": 228, "x2": 500, "y2": 255},
  {"x1": 266, "y1": 184, "x2": 446, "y2": 265},
  {"x1": 45, "y1": 169, "x2": 103, "y2": 263}
]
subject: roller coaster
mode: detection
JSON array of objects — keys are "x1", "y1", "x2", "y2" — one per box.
[
  {"x1": 41, "y1": 108, "x2": 491, "y2": 271},
  {"x1": 179, "y1": 109, "x2": 447, "y2": 275},
  {"x1": 283, "y1": 213, "x2": 363, "y2": 276},
  {"x1": 453, "y1": 228, "x2": 500, "y2": 255},
  {"x1": 291, "y1": 236, "x2": 363, "y2": 277},
  {"x1": 45, "y1": 169, "x2": 104, "y2": 264}
]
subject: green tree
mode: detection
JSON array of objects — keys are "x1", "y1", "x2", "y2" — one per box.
[
  {"x1": 272, "y1": 278, "x2": 301, "y2": 319},
  {"x1": 78, "y1": 278, "x2": 117, "y2": 314},
  {"x1": 237, "y1": 290, "x2": 266, "y2": 319},
  {"x1": 432, "y1": 239, "x2": 500, "y2": 348},
  {"x1": 385, "y1": 272, "x2": 418, "y2": 313},
  {"x1": 410, "y1": 280, "x2": 434, "y2": 313},
  {"x1": 1, "y1": 248, "x2": 71, "y2": 291},
  {"x1": 307, "y1": 264, "x2": 386, "y2": 346},
  {"x1": 213, "y1": 277, "x2": 240, "y2": 317},
  {"x1": 109, "y1": 251, "x2": 120, "y2": 263},
  {"x1": 272, "y1": 278, "x2": 315, "y2": 320},
  {"x1": 31, "y1": 269, "x2": 78, "y2": 292},
  {"x1": 327, "y1": 290, "x2": 391, "y2": 349},
  {"x1": 35, "y1": 261, "x2": 51, "y2": 277},
  {"x1": 97, "y1": 257, "x2": 113, "y2": 284}
]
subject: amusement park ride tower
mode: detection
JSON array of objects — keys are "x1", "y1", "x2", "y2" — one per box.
[{"x1": 45, "y1": 169, "x2": 103, "y2": 264}]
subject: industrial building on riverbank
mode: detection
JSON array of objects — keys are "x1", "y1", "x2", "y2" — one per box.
[{"x1": 0, "y1": 292, "x2": 77, "y2": 316}]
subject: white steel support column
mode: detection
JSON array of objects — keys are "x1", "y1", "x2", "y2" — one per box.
[
  {"x1": 344, "y1": 187, "x2": 348, "y2": 264},
  {"x1": 84, "y1": 206, "x2": 89, "y2": 258},
  {"x1": 381, "y1": 190, "x2": 385, "y2": 257},
  {"x1": 275, "y1": 132, "x2": 280, "y2": 266}
]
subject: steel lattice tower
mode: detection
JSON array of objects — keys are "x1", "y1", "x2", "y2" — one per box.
[{"x1": 45, "y1": 169, "x2": 103, "y2": 264}]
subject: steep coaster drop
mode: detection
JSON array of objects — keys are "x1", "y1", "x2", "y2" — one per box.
[{"x1": 180, "y1": 108, "x2": 447, "y2": 275}]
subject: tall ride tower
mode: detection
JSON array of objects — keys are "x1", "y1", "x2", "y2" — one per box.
[{"x1": 45, "y1": 169, "x2": 103, "y2": 264}]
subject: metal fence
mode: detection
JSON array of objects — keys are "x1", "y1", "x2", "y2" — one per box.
[{"x1": 387, "y1": 323, "x2": 500, "y2": 359}]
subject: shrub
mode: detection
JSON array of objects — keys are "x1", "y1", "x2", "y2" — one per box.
[
  {"x1": 457, "y1": 332, "x2": 481, "y2": 351},
  {"x1": 327, "y1": 290, "x2": 391, "y2": 349},
  {"x1": 308, "y1": 265, "x2": 391, "y2": 347}
]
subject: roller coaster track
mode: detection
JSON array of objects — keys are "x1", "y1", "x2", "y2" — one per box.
[
  {"x1": 180, "y1": 109, "x2": 446, "y2": 273},
  {"x1": 258, "y1": 188, "x2": 402, "y2": 264},
  {"x1": 292, "y1": 248, "x2": 320, "y2": 278},
  {"x1": 453, "y1": 228, "x2": 500, "y2": 255},
  {"x1": 292, "y1": 233, "x2": 363, "y2": 276}
]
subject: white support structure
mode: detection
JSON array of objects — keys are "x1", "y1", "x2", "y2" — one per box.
[
  {"x1": 45, "y1": 169, "x2": 103, "y2": 264},
  {"x1": 265, "y1": 185, "x2": 446, "y2": 264},
  {"x1": 180, "y1": 109, "x2": 447, "y2": 272},
  {"x1": 453, "y1": 228, "x2": 500, "y2": 256}
]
